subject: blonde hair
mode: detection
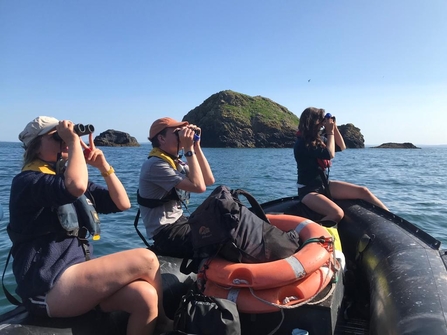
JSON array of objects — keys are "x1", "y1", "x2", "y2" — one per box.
[{"x1": 22, "y1": 136, "x2": 43, "y2": 168}]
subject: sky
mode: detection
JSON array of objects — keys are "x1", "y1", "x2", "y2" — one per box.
[{"x1": 1, "y1": 1, "x2": 446, "y2": 146}]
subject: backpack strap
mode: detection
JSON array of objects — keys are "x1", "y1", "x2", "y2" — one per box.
[
  {"x1": 133, "y1": 208, "x2": 152, "y2": 248},
  {"x1": 231, "y1": 189, "x2": 270, "y2": 223},
  {"x1": 2, "y1": 248, "x2": 21, "y2": 306}
]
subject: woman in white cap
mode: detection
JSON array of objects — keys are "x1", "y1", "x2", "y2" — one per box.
[{"x1": 8, "y1": 116, "x2": 172, "y2": 335}]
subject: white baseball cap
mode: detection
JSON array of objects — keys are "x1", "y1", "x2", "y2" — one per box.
[{"x1": 19, "y1": 116, "x2": 59, "y2": 148}]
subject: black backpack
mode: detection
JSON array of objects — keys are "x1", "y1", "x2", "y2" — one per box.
[{"x1": 181, "y1": 185, "x2": 301, "y2": 274}]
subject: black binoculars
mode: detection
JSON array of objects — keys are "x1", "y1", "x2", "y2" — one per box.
[
  {"x1": 174, "y1": 128, "x2": 201, "y2": 142},
  {"x1": 53, "y1": 124, "x2": 95, "y2": 142}
]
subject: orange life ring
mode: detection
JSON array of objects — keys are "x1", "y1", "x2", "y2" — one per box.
[
  {"x1": 203, "y1": 214, "x2": 334, "y2": 290},
  {"x1": 204, "y1": 265, "x2": 335, "y2": 313}
]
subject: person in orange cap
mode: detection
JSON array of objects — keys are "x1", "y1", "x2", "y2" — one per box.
[{"x1": 138, "y1": 117, "x2": 215, "y2": 258}]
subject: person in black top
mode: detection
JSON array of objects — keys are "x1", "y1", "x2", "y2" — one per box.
[{"x1": 294, "y1": 107, "x2": 388, "y2": 223}]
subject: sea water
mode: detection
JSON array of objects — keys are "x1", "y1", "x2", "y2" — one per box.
[{"x1": 1, "y1": 141, "x2": 447, "y2": 315}]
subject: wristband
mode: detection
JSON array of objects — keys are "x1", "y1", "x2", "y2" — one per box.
[{"x1": 101, "y1": 166, "x2": 115, "y2": 177}]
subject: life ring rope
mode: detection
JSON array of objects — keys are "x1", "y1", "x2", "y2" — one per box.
[
  {"x1": 202, "y1": 215, "x2": 344, "y2": 313},
  {"x1": 204, "y1": 217, "x2": 336, "y2": 289},
  {"x1": 221, "y1": 265, "x2": 336, "y2": 311}
]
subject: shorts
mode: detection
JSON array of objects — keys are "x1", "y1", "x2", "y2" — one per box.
[
  {"x1": 23, "y1": 295, "x2": 51, "y2": 318},
  {"x1": 23, "y1": 295, "x2": 102, "y2": 318},
  {"x1": 298, "y1": 183, "x2": 328, "y2": 201},
  {"x1": 152, "y1": 215, "x2": 193, "y2": 258}
]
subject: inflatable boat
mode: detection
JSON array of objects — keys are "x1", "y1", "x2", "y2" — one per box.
[{"x1": 1, "y1": 198, "x2": 446, "y2": 334}]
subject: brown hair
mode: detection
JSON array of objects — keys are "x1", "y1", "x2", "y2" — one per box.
[
  {"x1": 298, "y1": 107, "x2": 326, "y2": 148},
  {"x1": 149, "y1": 128, "x2": 168, "y2": 148}
]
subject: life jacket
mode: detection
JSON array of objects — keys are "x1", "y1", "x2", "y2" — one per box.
[
  {"x1": 134, "y1": 148, "x2": 189, "y2": 248},
  {"x1": 137, "y1": 148, "x2": 189, "y2": 209},
  {"x1": 3, "y1": 159, "x2": 100, "y2": 306},
  {"x1": 317, "y1": 157, "x2": 331, "y2": 170},
  {"x1": 13, "y1": 159, "x2": 101, "y2": 241}
]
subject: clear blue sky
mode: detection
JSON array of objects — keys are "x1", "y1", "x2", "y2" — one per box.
[{"x1": 1, "y1": 1, "x2": 446, "y2": 145}]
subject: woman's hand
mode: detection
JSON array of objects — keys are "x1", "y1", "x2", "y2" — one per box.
[
  {"x1": 56, "y1": 120, "x2": 79, "y2": 145},
  {"x1": 323, "y1": 118, "x2": 335, "y2": 134},
  {"x1": 80, "y1": 133, "x2": 108, "y2": 170}
]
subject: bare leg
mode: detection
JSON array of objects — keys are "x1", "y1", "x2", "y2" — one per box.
[
  {"x1": 46, "y1": 248, "x2": 172, "y2": 335},
  {"x1": 329, "y1": 180, "x2": 389, "y2": 210},
  {"x1": 302, "y1": 192, "x2": 344, "y2": 223}
]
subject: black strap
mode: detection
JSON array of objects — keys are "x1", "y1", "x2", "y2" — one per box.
[
  {"x1": 2, "y1": 248, "x2": 22, "y2": 306},
  {"x1": 180, "y1": 245, "x2": 222, "y2": 275},
  {"x1": 231, "y1": 189, "x2": 270, "y2": 223},
  {"x1": 134, "y1": 209, "x2": 152, "y2": 248},
  {"x1": 137, "y1": 189, "x2": 179, "y2": 209},
  {"x1": 319, "y1": 167, "x2": 332, "y2": 200}
]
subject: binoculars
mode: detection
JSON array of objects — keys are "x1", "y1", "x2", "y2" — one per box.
[
  {"x1": 53, "y1": 124, "x2": 95, "y2": 142},
  {"x1": 174, "y1": 128, "x2": 201, "y2": 142},
  {"x1": 324, "y1": 113, "x2": 336, "y2": 121}
]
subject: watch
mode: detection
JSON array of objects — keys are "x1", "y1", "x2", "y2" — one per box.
[{"x1": 184, "y1": 151, "x2": 195, "y2": 157}]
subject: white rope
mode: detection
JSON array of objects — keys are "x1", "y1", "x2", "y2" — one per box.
[
  {"x1": 266, "y1": 309, "x2": 284, "y2": 335},
  {"x1": 212, "y1": 238, "x2": 341, "y2": 312}
]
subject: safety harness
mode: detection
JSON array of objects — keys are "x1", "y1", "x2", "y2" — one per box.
[{"x1": 134, "y1": 148, "x2": 189, "y2": 247}]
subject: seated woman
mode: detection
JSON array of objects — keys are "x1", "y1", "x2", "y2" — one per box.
[
  {"x1": 8, "y1": 116, "x2": 171, "y2": 335},
  {"x1": 294, "y1": 107, "x2": 388, "y2": 223}
]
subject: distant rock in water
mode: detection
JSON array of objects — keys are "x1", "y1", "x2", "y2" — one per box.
[
  {"x1": 372, "y1": 142, "x2": 420, "y2": 149},
  {"x1": 337, "y1": 124, "x2": 364, "y2": 148},
  {"x1": 183, "y1": 90, "x2": 299, "y2": 148},
  {"x1": 94, "y1": 129, "x2": 140, "y2": 147}
]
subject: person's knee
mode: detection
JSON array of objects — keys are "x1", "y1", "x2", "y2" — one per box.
[
  {"x1": 139, "y1": 248, "x2": 159, "y2": 263},
  {"x1": 335, "y1": 208, "x2": 344, "y2": 222},
  {"x1": 326, "y1": 208, "x2": 344, "y2": 223},
  {"x1": 359, "y1": 186, "x2": 373, "y2": 197},
  {"x1": 121, "y1": 281, "x2": 159, "y2": 315},
  {"x1": 135, "y1": 283, "x2": 159, "y2": 312},
  {"x1": 133, "y1": 248, "x2": 160, "y2": 272}
]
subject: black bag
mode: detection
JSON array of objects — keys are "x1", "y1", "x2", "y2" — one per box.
[
  {"x1": 181, "y1": 185, "x2": 301, "y2": 274},
  {"x1": 173, "y1": 288, "x2": 241, "y2": 335}
]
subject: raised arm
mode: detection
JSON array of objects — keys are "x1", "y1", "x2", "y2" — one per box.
[
  {"x1": 334, "y1": 123, "x2": 346, "y2": 151},
  {"x1": 176, "y1": 127, "x2": 207, "y2": 193},
  {"x1": 193, "y1": 127, "x2": 215, "y2": 186},
  {"x1": 81, "y1": 134, "x2": 131, "y2": 211}
]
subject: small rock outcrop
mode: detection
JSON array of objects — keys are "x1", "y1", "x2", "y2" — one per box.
[
  {"x1": 337, "y1": 124, "x2": 365, "y2": 148},
  {"x1": 94, "y1": 130, "x2": 140, "y2": 147},
  {"x1": 183, "y1": 90, "x2": 299, "y2": 148},
  {"x1": 372, "y1": 142, "x2": 420, "y2": 149}
]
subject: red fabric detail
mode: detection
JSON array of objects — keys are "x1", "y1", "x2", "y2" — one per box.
[{"x1": 317, "y1": 158, "x2": 331, "y2": 170}]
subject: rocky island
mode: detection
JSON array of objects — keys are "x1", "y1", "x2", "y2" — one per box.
[
  {"x1": 372, "y1": 142, "x2": 420, "y2": 149},
  {"x1": 183, "y1": 90, "x2": 366, "y2": 148},
  {"x1": 94, "y1": 130, "x2": 140, "y2": 147},
  {"x1": 183, "y1": 90, "x2": 298, "y2": 148},
  {"x1": 91, "y1": 90, "x2": 367, "y2": 149}
]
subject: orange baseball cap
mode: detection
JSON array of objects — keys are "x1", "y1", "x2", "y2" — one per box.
[{"x1": 149, "y1": 117, "x2": 189, "y2": 140}]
